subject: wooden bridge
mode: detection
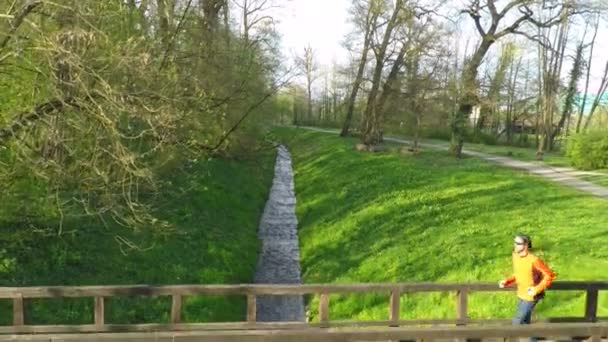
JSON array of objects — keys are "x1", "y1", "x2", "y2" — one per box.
[{"x1": 0, "y1": 281, "x2": 606, "y2": 341}]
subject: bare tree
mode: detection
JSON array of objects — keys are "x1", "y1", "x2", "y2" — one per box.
[
  {"x1": 360, "y1": 0, "x2": 407, "y2": 146},
  {"x1": 234, "y1": 0, "x2": 281, "y2": 45},
  {"x1": 537, "y1": 11, "x2": 570, "y2": 157},
  {"x1": 476, "y1": 42, "x2": 516, "y2": 134},
  {"x1": 340, "y1": 0, "x2": 382, "y2": 137},
  {"x1": 583, "y1": 60, "x2": 608, "y2": 131},
  {"x1": 551, "y1": 42, "x2": 584, "y2": 145},
  {"x1": 296, "y1": 45, "x2": 319, "y2": 122},
  {"x1": 576, "y1": 12, "x2": 601, "y2": 133},
  {"x1": 450, "y1": 0, "x2": 591, "y2": 157}
]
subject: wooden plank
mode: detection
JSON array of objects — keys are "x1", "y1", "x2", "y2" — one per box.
[
  {"x1": 0, "y1": 323, "x2": 606, "y2": 342},
  {"x1": 319, "y1": 293, "x2": 329, "y2": 327},
  {"x1": 589, "y1": 325, "x2": 604, "y2": 342},
  {"x1": 246, "y1": 294, "x2": 256, "y2": 323},
  {"x1": 0, "y1": 281, "x2": 606, "y2": 299},
  {"x1": 94, "y1": 296, "x2": 104, "y2": 326},
  {"x1": 456, "y1": 290, "x2": 468, "y2": 325},
  {"x1": 586, "y1": 287, "x2": 599, "y2": 322},
  {"x1": 389, "y1": 289, "x2": 400, "y2": 327},
  {"x1": 171, "y1": 295, "x2": 182, "y2": 324},
  {"x1": 13, "y1": 294, "x2": 24, "y2": 326},
  {"x1": 0, "y1": 317, "x2": 600, "y2": 335}
]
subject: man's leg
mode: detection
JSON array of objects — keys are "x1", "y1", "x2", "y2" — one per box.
[
  {"x1": 523, "y1": 300, "x2": 538, "y2": 324},
  {"x1": 512, "y1": 299, "x2": 533, "y2": 325},
  {"x1": 512, "y1": 299, "x2": 538, "y2": 342}
]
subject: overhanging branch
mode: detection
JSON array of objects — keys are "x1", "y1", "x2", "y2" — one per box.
[
  {"x1": 0, "y1": 0, "x2": 42, "y2": 50},
  {"x1": 0, "y1": 97, "x2": 74, "y2": 144}
]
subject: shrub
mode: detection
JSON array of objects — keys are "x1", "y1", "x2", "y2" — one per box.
[{"x1": 566, "y1": 130, "x2": 608, "y2": 170}]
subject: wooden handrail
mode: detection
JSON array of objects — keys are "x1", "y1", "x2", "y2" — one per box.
[
  {"x1": 0, "y1": 323, "x2": 606, "y2": 341},
  {"x1": 0, "y1": 281, "x2": 605, "y2": 335},
  {"x1": 0, "y1": 281, "x2": 605, "y2": 298}
]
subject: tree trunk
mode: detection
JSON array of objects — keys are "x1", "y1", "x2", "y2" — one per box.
[
  {"x1": 307, "y1": 77, "x2": 312, "y2": 123},
  {"x1": 157, "y1": 0, "x2": 172, "y2": 49},
  {"x1": 451, "y1": 38, "x2": 493, "y2": 157},
  {"x1": 506, "y1": 56, "x2": 523, "y2": 144},
  {"x1": 583, "y1": 60, "x2": 608, "y2": 131},
  {"x1": 341, "y1": 7, "x2": 377, "y2": 137},
  {"x1": 375, "y1": 44, "x2": 408, "y2": 127},
  {"x1": 551, "y1": 43, "x2": 583, "y2": 146},
  {"x1": 201, "y1": 0, "x2": 223, "y2": 43},
  {"x1": 242, "y1": 0, "x2": 249, "y2": 44},
  {"x1": 576, "y1": 14, "x2": 600, "y2": 133},
  {"x1": 361, "y1": 0, "x2": 403, "y2": 146}
]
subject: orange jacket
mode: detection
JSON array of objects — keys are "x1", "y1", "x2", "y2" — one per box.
[{"x1": 504, "y1": 252, "x2": 555, "y2": 301}]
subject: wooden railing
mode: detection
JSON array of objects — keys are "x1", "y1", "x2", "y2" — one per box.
[
  {"x1": 0, "y1": 281, "x2": 606, "y2": 335},
  {"x1": 1, "y1": 323, "x2": 607, "y2": 342}
]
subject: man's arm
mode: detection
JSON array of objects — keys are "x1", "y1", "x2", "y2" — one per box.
[
  {"x1": 503, "y1": 275, "x2": 516, "y2": 286},
  {"x1": 533, "y1": 257, "x2": 556, "y2": 293}
]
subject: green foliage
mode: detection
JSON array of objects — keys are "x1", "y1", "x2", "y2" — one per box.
[
  {"x1": 0, "y1": 150, "x2": 275, "y2": 325},
  {"x1": 0, "y1": 0, "x2": 281, "y2": 234},
  {"x1": 566, "y1": 131, "x2": 608, "y2": 170},
  {"x1": 466, "y1": 130, "x2": 498, "y2": 145},
  {"x1": 419, "y1": 127, "x2": 452, "y2": 141},
  {"x1": 275, "y1": 128, "x2": 608, "y2": 321}
]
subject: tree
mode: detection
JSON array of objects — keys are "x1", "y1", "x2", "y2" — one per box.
[
  {"x1": 450, "y1": 0, "x2": 590, "y2": 157},
  {"x1": 537, "y1": 11, "x2": 570, "y2": 156},
  {"x1": 340, "y1": 0, "x2": 382, "y2": 137},
  {"x1": 575, "y1": 12, "x2": 600, "y2": 133},
  {"x1": 296, "y1": 45, "x2": 319, "y2": 123},
  {"x1": 0, "y1": 0, "x2": 283, "y2": 237},
  {"x1": 551, "y1": 42, "x2": 584, "y2": 146},
  {"x1": 476, "y1": 42, "x2": 516, "y2": 134},
  {"x1": 360, "y1": 0, "x2": 407, "y2": 146},
  {"x1": 583, "y1": 60, "x2": 608, "y2": 131},
  {"x1": 235, "y1": 0, "x2": 281, "y2": 46}
]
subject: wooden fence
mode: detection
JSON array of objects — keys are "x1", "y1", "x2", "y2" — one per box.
[
  {"x1": 0, "y1": 323, "x2": 606, "y2": 342},
  {"x1": 0, "y1": 281, "x2": 606, "y2": 335}
]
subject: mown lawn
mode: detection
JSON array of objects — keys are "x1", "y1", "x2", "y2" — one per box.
[
  {"x1": 0, "y1": 150, "x2": 275, "y2": 325},
  {"x1": 274, "y1": 127, "x2": 608, "y2": 322}
]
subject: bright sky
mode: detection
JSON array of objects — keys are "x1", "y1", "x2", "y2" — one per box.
[
  {"x1": 275, "y1": 0, "x2": 351, "y2": 67},
  {"x1": 275, "y1": 0, "x2": 608, "y2": 93}
]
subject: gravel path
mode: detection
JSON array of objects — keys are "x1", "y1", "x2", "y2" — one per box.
[{"x1": 253, "y1": 145, "x2": 305, "y2": 322}]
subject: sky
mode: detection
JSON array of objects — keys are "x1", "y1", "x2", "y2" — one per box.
[
  {"x1": 274, "y1": 0, "x2": 351, "y2": 67},
  {"x1": 274, "y1": 0, "x2": 608, "y2": 94}
]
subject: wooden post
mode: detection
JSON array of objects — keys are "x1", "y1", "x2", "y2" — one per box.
[
  {"x1": 94, "y1": 296, "x2": 104, "y2": 326},
  {"x1": 584, "y1": 287, "x2": 598, "y2": 322},
  {"x1": 389, "y1": 289, "x2": 400, "y2": 327},
  {"x1": 319, "y1": 293, "x2": 329, "y2": 327},
  {"x1": 456, "y1": 290, "x2": 468, "y2": 325},
  {"x1": 13, "y1": 294, "x2": 24, "y2": 326},
  {"x1": 589, "y1": 325, "x2": 602, "y2": 342},
  {"x1": 246, "y1": 294, "x2": 256, "y2": 323},
  {"x1": 171, "y1": 295, "x2": 182, "y2": 324}
]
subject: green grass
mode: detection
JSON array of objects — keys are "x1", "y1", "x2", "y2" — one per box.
[
  {"x1": 274, "y1": 127, "x2": 608, "y2": 322},
  {"x1": 581, "y1": 173, "x2": 608, "y2": 187},
  {"x1": 433, "y1": 139, "x2": 570, "y2": 167},
  {"x1": 304, "y1": 125, "x2": 608, "y2": 188},
  {"x1": 414, "y1": 138, "x2": 608, "y2": 186},
  {"x1": 0, "y1": 150, "x2": 275, "y2": 325}
]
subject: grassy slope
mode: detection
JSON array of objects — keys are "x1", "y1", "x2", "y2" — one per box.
[
  {"x1": 0, "y1": 151, "x2": 275, "y2": 325},
  {"x1": 417, "y1": 138, "x2": 608, "y2": 187},
  {"x1": 274, "y1": 128, "x2": 608, "y2": 322}
]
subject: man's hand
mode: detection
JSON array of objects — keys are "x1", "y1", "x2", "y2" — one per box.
[
  {"x1": 527, "y1": 287, "x2": 536, "y2": 296},
  {"x1": 499, "y1": 280, "x2": 507, "y2": 288}
]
